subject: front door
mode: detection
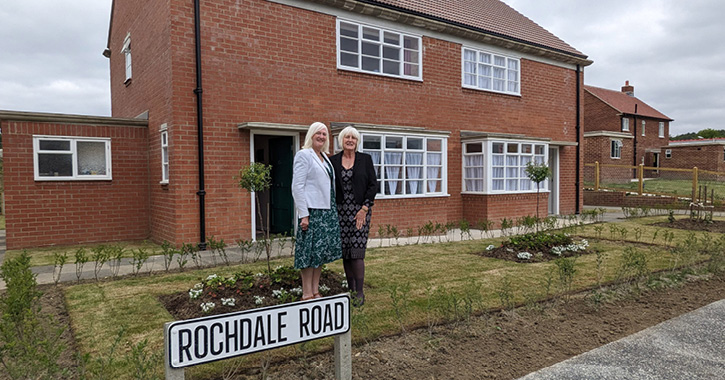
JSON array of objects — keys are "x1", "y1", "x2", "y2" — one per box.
[
  {"x1": 548, "y1": 147, "x2": 559, "y2": 215},
  {"x1": 268, "y1": 136, "x2": 294, "y2": 235}
]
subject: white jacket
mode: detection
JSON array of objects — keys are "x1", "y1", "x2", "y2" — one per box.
[{"x1": 292, "y1": 148, "x2": 334, "y2": 218}]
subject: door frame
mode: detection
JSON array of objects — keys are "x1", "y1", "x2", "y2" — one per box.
[
  {"x1": 249, "y1": 130, "x2": 300, "y2": 242},
  {"x1": 548, "y1": 147, "x2": 560, "y2": 215}
]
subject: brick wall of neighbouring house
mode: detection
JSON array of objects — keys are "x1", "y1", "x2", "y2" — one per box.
[
  {"x1": 583, "y1": 136, "x2": 634, "y2": 184},
  {"x1": 660, "y1": 145, "x2": 725, "y2": 175},
  {"x1": 109, "y1": 0, "x2": 583, "y2": 246},
  {"x1": 2, "y1": 119, "x2": 150, "y2": 249},
  {"x1": 583, "y1": 190, "x2": 685, "y2": 209}
]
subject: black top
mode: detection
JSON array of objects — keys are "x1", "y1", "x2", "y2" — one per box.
[{"x1": 329, "y1": 151, "x2": 378, "y2": 207}]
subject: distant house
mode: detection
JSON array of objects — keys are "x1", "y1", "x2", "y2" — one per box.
[
  {"x1": 583, "y1": 81, "x2": 673, "y2": 183},
  {"x1": 1, "y1": 0, "x2": 592, "y2": 250}
]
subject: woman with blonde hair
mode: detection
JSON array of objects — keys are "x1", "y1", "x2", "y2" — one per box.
[
  {"x1": 291, "y1": 122, "x2": 342, "y2": 300},
  {"x1": 330, "y1": 126, "x2": 378, "y2": 305}
]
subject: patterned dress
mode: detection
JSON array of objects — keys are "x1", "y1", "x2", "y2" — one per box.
[
  {"x1": 339, "y1": 167, "x2": 372, "y2": 259},
  {"x1": 294, "y1": 161, "x2": 342, "y2": 269}
]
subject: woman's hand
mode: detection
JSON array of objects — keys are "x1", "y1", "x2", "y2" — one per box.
[
  {"x1": 300, "y1": 216, "x2": 309, "y2": 231},
  {"x1": 355, "y1": 208, "x2": 367, "y2": 230}
]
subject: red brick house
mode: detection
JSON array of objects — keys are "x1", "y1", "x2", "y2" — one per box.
[
  {"x1": 2, "y1": 0, "x2": 592, "y2": 250},
  {"x1": 583, "y1": 81, "x2": 673, "y2": 183},
  {"x1": 660, "y1": 139, "x2": 725, "y2": 178}
]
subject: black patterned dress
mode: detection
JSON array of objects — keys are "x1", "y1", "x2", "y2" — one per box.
[{"x1": 338, "y1": 167, "x2": 372, "y2": 259}]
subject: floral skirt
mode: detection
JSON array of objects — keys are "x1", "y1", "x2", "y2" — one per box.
[{"x1": 294, "y1": 203, "x2": 342, "y2": 269}]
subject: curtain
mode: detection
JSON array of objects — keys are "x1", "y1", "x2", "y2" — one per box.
[
  {"x1": 464, "y1": 154, "x2": 484, "y2": 192},
  {"x1": 366, "y1": 151, "x2": 381, "y2": 178},
  {"x1": 406, "y1": 152, "x2": 423, "y2": 194},
  {"x1": 385, "y1": 152, "x2": 403, "y2": 195},
  {"x1": 427, "y1": 152, "x2": 441, "y2": 192}
]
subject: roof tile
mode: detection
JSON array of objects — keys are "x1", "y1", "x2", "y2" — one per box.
[{"x1": 585, "y1": 85, "x2": 672, "y2": 121}]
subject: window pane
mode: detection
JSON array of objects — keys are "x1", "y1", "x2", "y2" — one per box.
[
  {"x1": 535, "y1": 145, "x2": 545, "y2": 155},
  {"x1": 362, "y1": 27, "x2": 379, "y2": 41},
  {"x1": 479, "y1": 52, "x2": 491, "y2": 63},
  {"x1": 427, "y1": 139, "x2": 442, "y2": 151},
  {"x1": 465, "y1": 143, "x2": 482, "y2": 153},
  {"x1": 340, "y1": 52, "x2": 358, "y2": 68},
  {"x1": 340, "y1": 37, "x2": 358, "y2": 53},
  {"x1": 494, "y1": 56, "x2": 506, "y2": 66},
  {"x1": 340, "y1": 22, "x2": 358, "y2": 38},
  {"x1": 362, "y1": 56, "x2": 379, "y2": 72},
  {"x1": 403, "y1": 36, "x2": 418, "y2": 50},
  {"x1": 38, "y1": 153, "x2": 73, "y2": 177},
  {"x1": 464, "y1": 74, "x2": 476, "y2": 86},
  {"x1": 382, "y1": 45, "x2": 399, "y2": 60},
  {"x1": 492, "y1": 142, "x2": 504, "y2": 154},
  {"x1": 382, "y1": 60, "x2": 400, "y2": 75},
  {"x1": 39, "y1": 140, "x2": 70, "y2": 151},
  {"x1": 383, "y1": 31, "x2": 400, "y2": 45},
  {"x1": 361, "y1": 41, "x2": 380, "y2": 57},
  {"x1": 404, "y1": 63, "x2": 419, "y2": 77},
  {"x1": 385, "y1": 136, "x2": 403, "y2": 149},
  {"x1": 464, "y1": 49, "x2": 476, "y2": 61},
  {"x1": 362, "y1": 135, "x2": 381, "y2": 149},
  {"x1": 507, "y1": 143, "x2": 519, "y2": 153},
  {"x1": 521, "y1": 144, "x2": 532, "y2": 154},
  {"x1": 479, "y1": 77, "x2": 491, "y2": 89},
  {"x1": 407, "y1": 138, "x2": 423, "y2": 150},
  {"x1": 77, "y1": 141, "x2": 107, "y2": 175}
]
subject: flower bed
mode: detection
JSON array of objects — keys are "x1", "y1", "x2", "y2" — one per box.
[{"x1": 477, "y1": 232, "x2": 590, "y2": 263}]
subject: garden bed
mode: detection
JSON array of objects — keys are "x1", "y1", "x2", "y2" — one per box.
[
  {"x1": 474, "y1": 232, "x2": 591, "y2": 263},
  {"x1": 652, "y1": 218, "x2": 725, "y2": 233}
]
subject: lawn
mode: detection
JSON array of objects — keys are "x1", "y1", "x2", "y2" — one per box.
[
  {"x1": 58, "y1": 215, "x2": 719, "y2": 379},
  {"x1": 598, "y1": 177, "x2": 725, "y2": 201}
]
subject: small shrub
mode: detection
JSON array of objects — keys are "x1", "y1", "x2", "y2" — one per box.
[{"x1": 52, "y1": 251, "x2": 68, "y2": 286}]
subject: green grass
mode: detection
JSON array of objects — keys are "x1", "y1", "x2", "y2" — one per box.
[
  {"x1": 599, "y1": 178, "x2": 725, "y2": 201},
  {"x1": 60, "y1": 215, "x2": 721, "y2": 379},
  {"x1": 0, "y1": 214, "x2": 5, "y2": 230}
]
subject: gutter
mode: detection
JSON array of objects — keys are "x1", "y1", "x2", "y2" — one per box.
[{"x1": 194, "y1": 0, "x2": 207, "y2": 250}]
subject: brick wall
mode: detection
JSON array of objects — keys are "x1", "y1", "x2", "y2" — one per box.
[
  {"x1": 661, "y1": 145, "x2": 725, "y2": 173},
  {"x1": 2, "y1": 117, "x2": 150, "y2": 249},
  {"x1": 108, "y1": 0, "x2": 584, "y2": 246}
]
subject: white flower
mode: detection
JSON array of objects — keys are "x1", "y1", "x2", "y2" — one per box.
[
  {"x1": 290, "y1": 287, "x2": 303, "y2": 295},
  {"x1": 272, "y1": 289, "x2": 287, "y2": 298},
  {"x1": 205, "y1": 274, "x2": 218, "y2": 282},
  {"x1": 486, "y1": 244, "x2": 495, "y2": 251},
  {"x1": 341, "y1": 280, "x2": 348, "y2": 289},
  {"x1": 254, "y1": 295, "x2": 265, "y2": 305},
  {"x1": 319, "y1": 284, "x2": 330, "y2": 293},
  {"x1": 517, "y1": 252, "x2": 532, "y2": 260},
  {"x1": 193, "y1": 283, "x2": 203, "y2": 289},
  {"x1": 189, "y1": 288, "x2": 203, "y2": 299},
  {"x1": 221, "y1": 297, "x2": 236, "y2": 306},
  {"x1": 200, "y1": 302, "x2": 215, "y2": 312}
]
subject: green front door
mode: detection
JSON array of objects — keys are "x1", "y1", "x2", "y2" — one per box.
[{"x1": 268, "y1": 136, "x2": 294, "y2": 235}]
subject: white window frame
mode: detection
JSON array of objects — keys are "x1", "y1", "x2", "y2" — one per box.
[
  {"x1": 360, "y1": 132, "x2": 446, "y2": 198},
  {"x1": 641, "y1": 120, "x2": 646, "y2": 136},
  {"x1": 463, "y1": 139, "x2": 548, "y2": 194},
  {"x1": 33, "y1": 135, "x2": 112, "y2": 181},
  {"x1": 122, "y1": 34, "x2": 132, "y2": 83},
  {"x1": 160, "y1": 125, "x2": 169, "y2": 184},
  {"x1": 337, "y1": 19, "x2": 422, "y2": 81},
  {"x1": 611, "y1": 139, "x2": 622, "y2": 159},
  {"x1": 621, "y1": 117, "x2": 629, "y2": 132},
  {"x1": 462, "y1": 47, "x2": 520, "y2": 96},
  {"x1": 665, "y1": 149, "x2": 672, "y2": 159},
  {"x1": 659, "y1": 122, "x2": 665, "y2": 138}
]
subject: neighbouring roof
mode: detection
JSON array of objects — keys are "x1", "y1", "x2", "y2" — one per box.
[
  {"x1": 585, "y1": 85, "x2": 673, "y2": 121},
  {"x1": 363, "y1": 0, "x2": 586, "y2": 58},
  {"x1": 667, "y1": 138, "x2": 725, "y2": 147}
]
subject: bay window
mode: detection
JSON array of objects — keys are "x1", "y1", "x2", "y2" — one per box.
[{"x1": 463, "y1": 140, "x2": 547, "y2": 193}]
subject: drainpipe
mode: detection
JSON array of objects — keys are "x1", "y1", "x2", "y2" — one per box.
[
  {"x1": 632, "y1": 104, "x2": 638, "y2": 178},
  {"x1": 575, "y1": 64, "x2": 581, "y2": 215},
  {"x1": 193, "y1": 0, "x2": 207, "y2": 250}
]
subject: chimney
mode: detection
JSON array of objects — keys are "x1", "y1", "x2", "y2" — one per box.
[{"x1": 621, "y1": 80, "x2": 634, "y2": 96}]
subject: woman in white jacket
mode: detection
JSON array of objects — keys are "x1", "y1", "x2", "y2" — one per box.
[{"x1": 292, "y1": 122, "x2": 342, "y2": 300}]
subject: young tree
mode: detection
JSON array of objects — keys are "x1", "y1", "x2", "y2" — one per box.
[
  {"x1": 237, "y1": 162, "x2": 273, "y2": 272},
  {"x1": 525, "y1": 162, "x2": 551, "y2": 231}
]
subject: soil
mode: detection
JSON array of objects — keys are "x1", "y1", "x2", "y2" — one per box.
[
  {"x1": 37, "y1": 274, "x2": 725, "y2": 380},
  {"x1": 652, "y1": 218, "x2": 725, "y2": 233}
]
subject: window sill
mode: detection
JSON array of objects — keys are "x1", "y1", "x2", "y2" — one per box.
[{"x1": 375, "y1": 193, "x2": 450, "y2": 200}]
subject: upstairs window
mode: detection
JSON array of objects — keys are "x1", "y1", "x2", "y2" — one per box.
[
  {"x1": 659, "y1": 122, "x2": 665, "y2": 138},
  {"x1": 621, "y1": 117, "x2": 630, "y2": 132},
  {"x1": 463, "y1": 47, "x2": 520, "y2": 95},
  {"x1": 337, "y1": 20, "x2": 421, "y2": 80},
  {"x1": 611, "y1": 140, "x2": 622, "y2": 159},
  {"x1": 361, "y1": 133, "x2": 445, "y2": 197},
  {"x1": 122, "y1": 34, "x2": 132, "y2": 83},
  {"x1": 33, "y1": 136, "x2": 112, "y2": 181}
]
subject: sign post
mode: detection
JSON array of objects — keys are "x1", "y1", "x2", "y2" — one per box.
[{"x1": 164, "y1": 294, "x2": 350, "y2": 380}]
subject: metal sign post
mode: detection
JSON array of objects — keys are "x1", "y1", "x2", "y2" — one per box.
[{"x1": 164, "y1": 294, "x2": 351, "y2": 380}]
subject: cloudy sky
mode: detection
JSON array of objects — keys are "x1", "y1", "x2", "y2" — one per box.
[{"x1": 1, "y1": 0, "x2": 723, "y2": 136}]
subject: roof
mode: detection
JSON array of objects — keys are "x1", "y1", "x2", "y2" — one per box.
[
  {"x1": 584, "y1": 85, "x2": 673, "y2": 121},
  {"x1": 363, "y1": 0, "x2": 586, "y2": 58}
]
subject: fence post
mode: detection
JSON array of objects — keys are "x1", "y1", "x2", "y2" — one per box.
[
  {"x1": 594, "y1": 161, "x2": 600, "y2": 191},
  {"x1": 638, "y1": 164, "x2": 644, "y2": 195},
  {"x1": 692, "y1": 167, "x2": 699, "y2": 201}
]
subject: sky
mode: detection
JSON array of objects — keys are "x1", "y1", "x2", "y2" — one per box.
[{"x1": 1, "y1": 0, "x2": 723, "y2": 136}]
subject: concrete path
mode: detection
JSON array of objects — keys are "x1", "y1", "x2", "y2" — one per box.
[{"x1": 517, "y1": 299, "x2": 725, "y2": 379}]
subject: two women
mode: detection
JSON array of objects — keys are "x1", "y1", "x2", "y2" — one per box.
[{"x1": 292, "y1": 123, "x2": 377, "y2": 305}]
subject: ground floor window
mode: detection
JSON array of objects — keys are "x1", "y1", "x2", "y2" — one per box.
[
  {"x1": 611, "y1": 140, "x2": 622, "y2": 159},
  {"x1": 33, "y1": 135, "x2": 111, "y2": 180},
  {"x1": 463, "y1": 139, "x2": 547, "y2": 194},
  {"x1": 360, "y1": 133, "x2": 446, "y2": 197}
]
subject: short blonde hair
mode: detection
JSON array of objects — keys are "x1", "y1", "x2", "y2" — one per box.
[
  {"x1": 337, "y1": 126, "x2": 361, "y2": 150},
  {"x1": 302, "y1": 122, "x2": 330, "y2": 153}
]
